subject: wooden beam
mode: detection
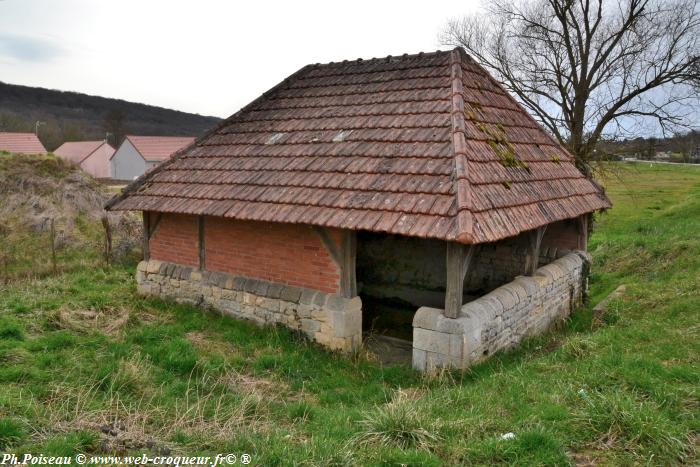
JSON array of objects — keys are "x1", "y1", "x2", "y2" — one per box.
[
  {"x1": 197, "y1": 216, "x2": 205, "y2": 271},
  {"x1": 341, "y1": 230, "x2": 357, "y2": 298},
  {"x1": 526, "y1": 226, "x2": 547, "y2": 276},
  {"x1": 314, "y1": 227, "x2": 357, "y2": 298},
  {"x1": 444, "y1": 242, "x2": 475, "y2": 319},
  {"x1": 142, "y1": 211, "x2": 150, "y2": 261},
  {"x1": 577, "y1": 215, "x2": 589, "y2": 251}
]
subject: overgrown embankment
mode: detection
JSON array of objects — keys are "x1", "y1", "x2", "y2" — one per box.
[{"x1": 0, "y1": 152, "x2": 139, "y2": 280}]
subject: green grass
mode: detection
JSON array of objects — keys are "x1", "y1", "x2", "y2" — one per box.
[{"x1": 0, "y1": 162, "x2": 698, "y2": 464}]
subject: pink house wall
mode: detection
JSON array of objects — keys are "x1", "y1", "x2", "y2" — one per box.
[{"x1": 81, "y1": 143, "x2": 115, "y2": 178}]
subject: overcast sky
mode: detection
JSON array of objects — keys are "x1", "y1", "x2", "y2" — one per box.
[{"x1": 0, "y1": 0, "x2": 479, "y2": 118}]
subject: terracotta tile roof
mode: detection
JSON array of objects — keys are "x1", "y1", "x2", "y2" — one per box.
[
  {"x1": 107, "y1": 48, "x2": 611, "y2": 244},
  {"x1": 55, "y1": 141, "x2": 112, "y2": 164},
  {"x1": 122, "y1": 135, "x2": 195, "y2": 162},
  {"x1": 0, "y1": 132, "x2": 46, "y2": 154}
]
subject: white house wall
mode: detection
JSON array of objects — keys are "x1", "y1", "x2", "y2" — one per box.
[{"x1": 111, "y1": 140, "x2": 147, "y2": 181}]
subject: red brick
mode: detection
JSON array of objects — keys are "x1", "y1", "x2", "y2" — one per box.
[
  {"x1": 148, "y1": 213, "x2": 342, "y2": 293},
  {"x1": 203, "y1": 216, "x2": 340, "y2": 293},
  {"x1": 149, "y1": 213, "x2": 198, "y2": 267}
]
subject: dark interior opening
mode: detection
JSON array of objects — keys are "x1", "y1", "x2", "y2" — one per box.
[
  {"x1": 361, "y1": 294, "x2": 415, "y2": 341},
  {"x1": 356, "y1": 231, "x2": 448, "y2": 341}
]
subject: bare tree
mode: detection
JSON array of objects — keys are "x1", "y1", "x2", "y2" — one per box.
[
  {"x1": 442, "y1": 0, "x2": 700, "y2": 174},
  {"x1": 102, "y1": 109, "x2": 128, "y2": 148}
]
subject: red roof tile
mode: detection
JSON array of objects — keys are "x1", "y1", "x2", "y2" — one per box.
[
  {"x1": 121, "y1": 135, "x2": 195, "y2": 162},
  {"x1": 0, "y1": 132, "x2": 46, "y2": 154},
  {"x1": 55, "y1": 141, "x2": 113, "y2": 164},
  {"x1": 107, "y1": 48, "x2": 611, "y2": 244}
]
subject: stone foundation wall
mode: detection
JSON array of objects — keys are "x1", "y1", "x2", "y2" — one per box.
[
  {"x1": 412, "y1": 251, "x2": 591, "y2": 372},
  {"x1": 136, "y1": 260, "x2": 362, "y2": 352}
]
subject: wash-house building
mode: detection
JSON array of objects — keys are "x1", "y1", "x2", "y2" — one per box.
[{"x1": 106, "y1": 48, "x2": 611, "y2": 371}]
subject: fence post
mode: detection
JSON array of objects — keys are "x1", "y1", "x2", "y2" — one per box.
[
  {"x1": 101, "y1": 215, "x2": 112, "y2": 266},
  {"x1": 49, "y1": 218, "x2": 57, "y2": 274},
  {"x1": 1, "y1": 256, "x2": 6, "y2": 285}
]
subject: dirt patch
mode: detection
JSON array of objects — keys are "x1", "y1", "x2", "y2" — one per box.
[
  {"x1": 219, "y1": 370, "x2": 315, "y2": 403},
  {"x1": 185, "y1": 331, "x2": 238, "y2": 358}
]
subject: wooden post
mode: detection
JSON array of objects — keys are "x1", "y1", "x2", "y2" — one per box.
[
  {"x1": 49, "y1": 217, "x2": 57, "y2": 275},
  {"x1": 198, "y1": 216, "x2": 205, "y2": 271},
  {"x1": 313, "y1": 227, "x2": 357, "y2": 298},
  {"x1": 577, "y1": 215, "x2": 589, "y2": 251},
  {"x1": 101, "y1": 215, "x2": 112, "y2": 266},
  {"x1": 142, "y1": 211, "x2": 150, "y2": 261},
  {"x1": 1, "y1": 256, "x2": 7, "y2": 285},
  {"x1": 526, "y1": 226, "x2": 547, "y2": 276},
  {"x1": 444, "y1": 242, "x2": 475, "y2": 319},
  {"x1": 340, "y1": 230, "x2": 357, "y2": 298}
]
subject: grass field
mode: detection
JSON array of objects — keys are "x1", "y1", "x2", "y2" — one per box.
[{"x1": 0, "y1": 162, "x2": 698, "y2": 465}]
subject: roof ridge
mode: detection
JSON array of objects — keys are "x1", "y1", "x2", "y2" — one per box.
[
  {"x1": 308, "y1": 49, "x2": 451, "y2": 69},
  {"x1": 449, "y1": 47, "x2": 474, "y2": 244},
  {"x1": 458, "y1": 48, "x2": 576, "y2": 161}
]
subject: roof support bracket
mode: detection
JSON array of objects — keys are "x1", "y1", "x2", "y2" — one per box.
[
  {"x1": 142, "y1": 211, "x2": 150, "y2": 261},
  {"x1": 444, "y1": 242, "x2": 476, "y2": 319},
  {"x1": 526, "y1": 226, "x2": 547, "y2": 276},
  {"x1": 313, "y1": 227, "x2": 357, "y2": 298},
  {"x1": 150, "y1": 213, "x2": 163, "y2": 238},
  {"x1": 577, "y1": 215, "x2": 589, "y2": 251}
]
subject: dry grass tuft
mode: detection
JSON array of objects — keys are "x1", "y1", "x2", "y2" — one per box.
[
  {"x1": 48, "y1": 305, "x2": 129, "y2": 336},
  {"x1": 351, "y1": 390, "x2": 441, "y2": 451},
  {"x1": 219, "y1": 368, "x2": 315, "y2": 403}
]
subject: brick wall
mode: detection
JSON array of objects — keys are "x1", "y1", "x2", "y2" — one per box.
[
  {"x1": 147, "y1": 213, "x2": 342, "y2": 294},
  {"x1": 204, "y1": 217, "x2": 341, "y2": 294},
  {"x1": 148, "y1": 213, "x2": 199, "y2": 267}
]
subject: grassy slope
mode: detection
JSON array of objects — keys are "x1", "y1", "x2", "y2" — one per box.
[{"x1": 0, "y1": 163, "x2": 698, "y2": 465}]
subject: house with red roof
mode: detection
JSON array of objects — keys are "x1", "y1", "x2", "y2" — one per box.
[
  {"x1": 107, "y1": 48, "x2": 611, "y2": 370},
  {"x1": 54, "y1": 140, "x2": 115, "y2": 178},
  {"x1": 110, "y1": 135, "x2": 195, "y2": 181},
  {"x1": 0, "y1": 132, "x2": 47, "y2": 154}
]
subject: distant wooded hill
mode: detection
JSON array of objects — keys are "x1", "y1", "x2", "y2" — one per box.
[{"x1": 0, "y1": 81, "x2": 221, "y2": 151}]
